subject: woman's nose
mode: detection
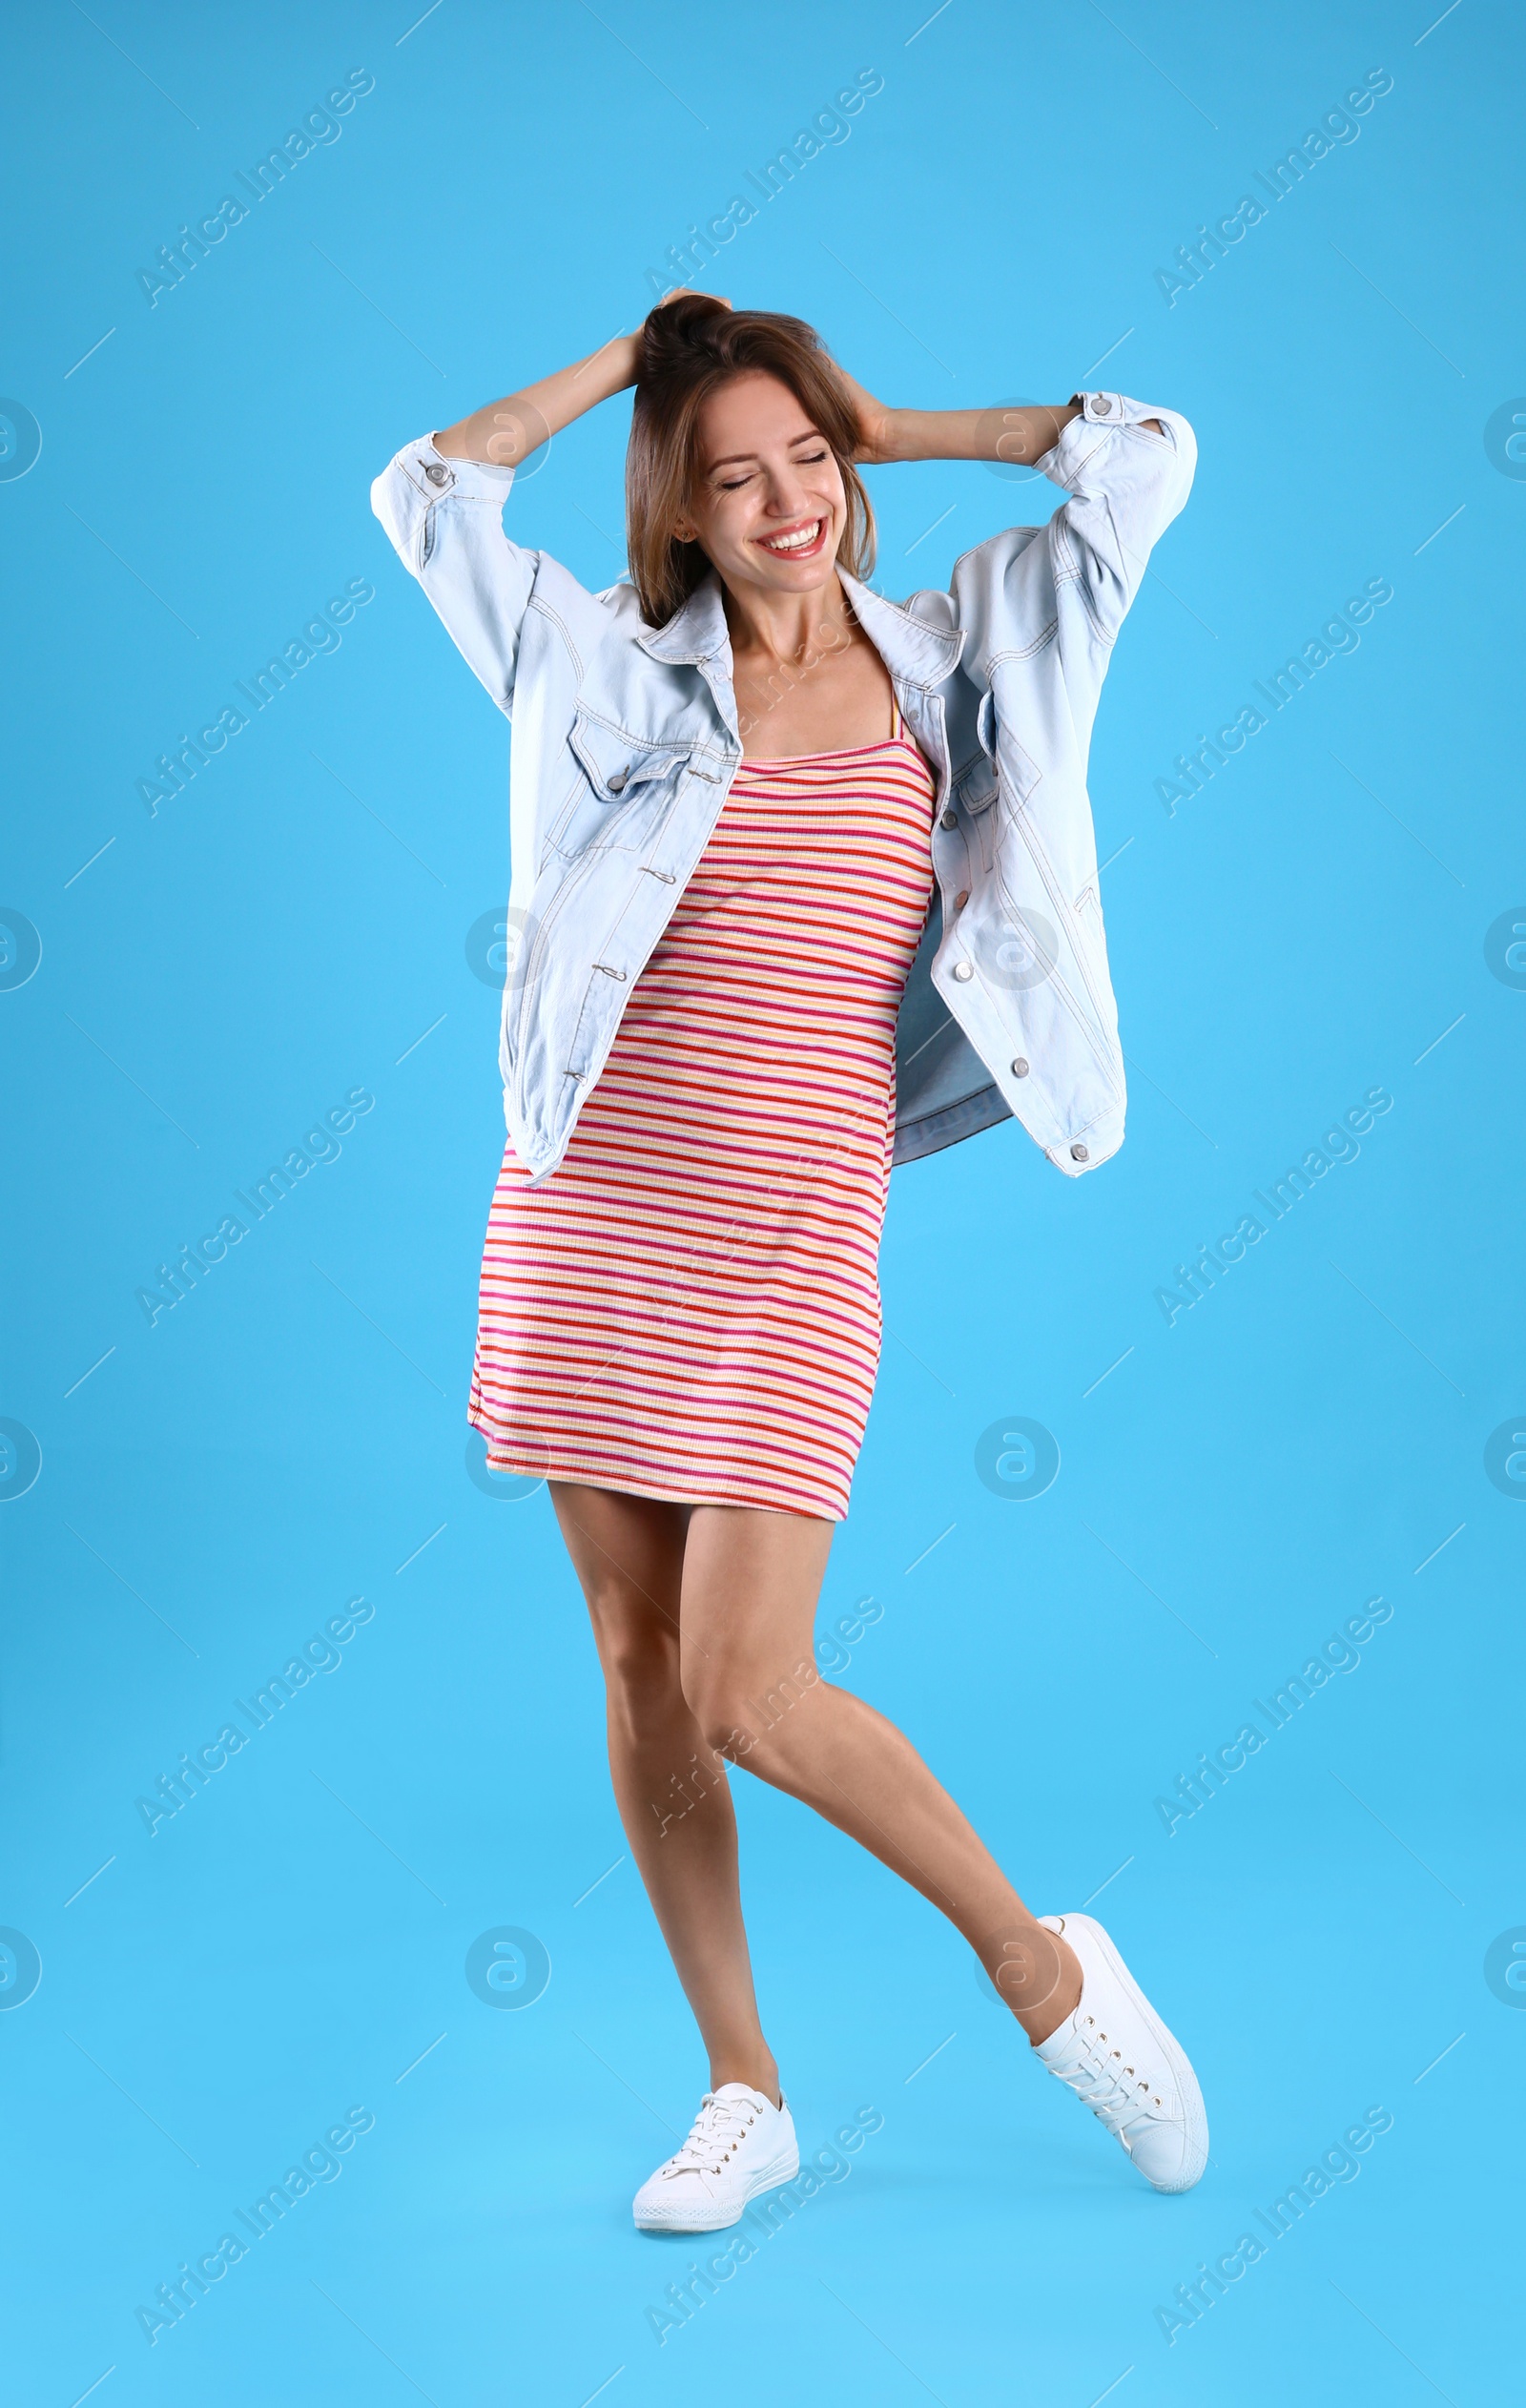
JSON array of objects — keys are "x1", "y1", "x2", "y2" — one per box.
[{"x1": 763, "y1": 469, "x2": 812, "y2": 518}]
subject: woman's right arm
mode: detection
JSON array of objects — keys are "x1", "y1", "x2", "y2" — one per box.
[
  {"x1": 371, "y1": 331, "x2": 643, "y2": 717},
  {"x1": 434, "y1": 287, "x2": 718, "y2": 463},
  {"x1": 433, "y1": 330, "x2": 640, "y2": 467},
  {"x1": 374, "y1": 301, "x2": 711, "y2": 712}
]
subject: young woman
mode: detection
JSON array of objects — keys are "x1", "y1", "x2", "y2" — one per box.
[{"x1": 373, "y1": 293, "x2": 1206, "y2": 2230}]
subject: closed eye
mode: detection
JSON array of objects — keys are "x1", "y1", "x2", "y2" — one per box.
[{"x1": 714, "y1": 446, "x2": 831, "y2": 491}]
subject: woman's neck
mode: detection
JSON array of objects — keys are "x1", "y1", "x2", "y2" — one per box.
[{"x1": 720, "y1": 570, "x2": 855, "y2": 671}]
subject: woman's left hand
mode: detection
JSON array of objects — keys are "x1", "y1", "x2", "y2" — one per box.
[{"x1": 833, "y1": 363, "x2": 899, "y2": 465}]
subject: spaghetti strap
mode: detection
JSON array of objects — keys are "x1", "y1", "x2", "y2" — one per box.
[{"x1": 890, "y1": 692, "x2": 900, "y2": 740}]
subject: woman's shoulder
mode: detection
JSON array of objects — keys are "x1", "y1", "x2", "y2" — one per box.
[
  {"x1": 520, "y1": 551, "x2": 650, "y2": 640},
  {"x1": 894, "y1": 524, "x2": 1047, "y2": 621}
]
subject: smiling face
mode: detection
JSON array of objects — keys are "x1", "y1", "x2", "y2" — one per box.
[{"x1": 673, "y1": 369, "x2": 849, "y2": 606}]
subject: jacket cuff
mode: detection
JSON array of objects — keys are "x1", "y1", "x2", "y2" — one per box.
[
  {"x1": 1066, "y1": 389, "x2": 1150, "y2": 426},
  {"x1": 1033, "y1": 391, "x2": 1152, "y2": 482},
  {"x1": 394, "y1": 433, "x2": 516, "y2": 506},
  {"x1": 1045, "y1": 1104, "x2": 1124, "y2": 1176}
]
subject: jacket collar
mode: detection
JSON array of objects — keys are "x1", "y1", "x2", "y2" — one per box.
[
  {"x1": 840, "y1": 570, "x2": 965, "y2": 690},
  {"x1": 635, "y1": 570, "x2": 732, "y2": 667},
  {"x1": 636, "y1": 566, "x2": 965, "y2": 690}
]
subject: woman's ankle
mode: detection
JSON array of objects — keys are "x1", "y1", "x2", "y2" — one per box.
[
  {"x1": 710, "y1": 2057, "x2": 780, "y2": 2107},
  {"x1": 1020, "y1": 1937, "x2": 1083, "y2": 2045},
  {"x1": 978, "y1": 1920, "x2": 1084, "y2": 2045}
]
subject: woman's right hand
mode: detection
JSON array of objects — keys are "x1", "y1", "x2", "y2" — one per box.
[
  {"x1": 628, "y1": 286, "x2": 732, "y2": 384},
  {"x1": 436, "y1": 294, "x2": 732, "y2": 465},
  {"x1": 569, "y1": 291, "x2": 732, "y2": 405}
]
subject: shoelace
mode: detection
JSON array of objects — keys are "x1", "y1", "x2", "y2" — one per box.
[
  {"x1": 662, "y1": 2093, "x2": 759, "y2": 2179},
  {"x1": 1049, "y1": 2012, "x2": 1165, "y2": 2135}
]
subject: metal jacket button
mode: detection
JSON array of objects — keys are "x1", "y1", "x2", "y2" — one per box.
[
  {"x1": 424, "y1": 462, "x2": 450, "y2": 485},
  {"x1": 952, "y1": 961, "x2": 973, "y2": 982},
  {"x1": 939, "y1": 809, "x2": 958, "y2": 830},
  {"x1": 1092, "y1": 394, "x2": 1111, "y2": 414},
  {"x1": 1070, "y1": 1142, "x2": 1089, "y2": 1161},
  {"x1": 607, "y1": 769, "x2": 627, "y2": 793},
  {"x1": 1011, "y1": 1057, "x2": 1029, "y2": 1077}
]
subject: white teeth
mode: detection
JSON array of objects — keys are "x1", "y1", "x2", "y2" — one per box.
[{"x1": 761, "y1": 521, "x2": 822, "y2": 553}]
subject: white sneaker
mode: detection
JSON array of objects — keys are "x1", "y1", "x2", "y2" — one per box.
[
  {"x1": 632, "y1": 2083, "x2": 798, "y2": 2232},
  {"x1": 1034, "y1": 1913, "x2": 1208, "y2": 2192}
]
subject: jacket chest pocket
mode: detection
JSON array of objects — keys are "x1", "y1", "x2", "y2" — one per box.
[
  {"x1": 969, "y1": 687, "x2": 1043, "y2": 815},
  {"x1": 954, "y1": 683, "x2": 1041, "y2": 813},
  {"x1": 542, "y1": 709, "x2": 694, "y2": 864},
  {"x1": 952, "y1": 693, "x2": 1045, "y2": 882},
  {"x1": 952, "y1": 742, "x2": 1000, "y2": 875}
]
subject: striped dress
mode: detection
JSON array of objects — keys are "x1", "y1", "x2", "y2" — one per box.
[{"x1": 467, "y1": 702, "x2": 938, "y2": 1521}]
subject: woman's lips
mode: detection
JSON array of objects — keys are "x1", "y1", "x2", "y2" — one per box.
[{"x1": 755, "y1": 517, "x2": 828, "y2": 559}]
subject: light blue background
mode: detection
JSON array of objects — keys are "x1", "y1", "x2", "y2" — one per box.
[{"x1": 4, "y1": 2, "x2": 1521, "y2": 2401}]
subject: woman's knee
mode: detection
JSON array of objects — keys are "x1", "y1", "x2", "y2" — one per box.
[
  {"x1": 680, "y1": 1650, "x2": 819, "y2": 1760},
  {"x1": 687, "y1": 1691, "x2": 754, "y2": 1760},
  {"x1": 591, "y1": 1598, "x2": 682, "y2": 1731}
]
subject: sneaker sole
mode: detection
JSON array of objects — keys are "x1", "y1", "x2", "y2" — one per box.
[
  {"x1": 633, "y1": 2143, "x2": 801, "y2": 2233},
  {"x1": 1062, "y1": 1912, "x2": 1209, "y2": 2193}
]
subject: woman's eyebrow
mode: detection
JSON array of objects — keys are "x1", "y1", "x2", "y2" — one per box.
[{"x1": 706, "y1": 428, "x2": 824, "y2": 471}]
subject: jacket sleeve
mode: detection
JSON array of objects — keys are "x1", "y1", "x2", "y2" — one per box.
[
  {"x1": 1039, "y1": 389, "x2": 1196, "y2": 648},
  {"x1": 370, "y1": 434, "x2": 538, "y2": 716},
  {"x1": 945, "y1": 391, "x2": 1196, "y2": 737}
]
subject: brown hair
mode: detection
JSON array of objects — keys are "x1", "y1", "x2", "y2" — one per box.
[{"x1": 625, "y1": 294, "x2": 876, "y2": 627}]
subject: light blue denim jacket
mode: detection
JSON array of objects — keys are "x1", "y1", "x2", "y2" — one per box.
[{"x1": 371, "y1": 390, "x2": 1195, "y2": 1183}]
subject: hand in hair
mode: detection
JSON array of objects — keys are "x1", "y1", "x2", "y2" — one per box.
[
  {"x1": 652, "y1": 287, "x2": 731, "y2": 314},
  {"x1": 635, "y1": 289, "x2": 735, "y2": 384},
  {"x1": 431, "y1": 301, "x2": 732, "y2": 466},
  {"x1": 830, "y1": 363, "x2": 898, "y2": 467}
]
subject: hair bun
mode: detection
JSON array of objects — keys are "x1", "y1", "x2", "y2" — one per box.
[{"x1": 636, "y1": 291, "x2": 740, "y2": 383}]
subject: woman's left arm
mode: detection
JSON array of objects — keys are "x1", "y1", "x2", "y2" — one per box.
[
  {"x1": 835, "y1": 375, "x2": 1163, "y2": 465},
  {"x1": 838, "y1": 367, "x2": 1199, "y2": 693}
]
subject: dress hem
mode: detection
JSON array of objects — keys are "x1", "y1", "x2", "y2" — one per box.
[{"x1": 467, "y1": 1408, "x2": 844, "y2": 1523}]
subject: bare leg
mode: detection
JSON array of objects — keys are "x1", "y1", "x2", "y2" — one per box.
[
  {"x1": 548, "y1": 1481, "x2": 781, "y2": 2101},
  {"x1": 676, "y1": 1504, "x2": 1083, "y2": 2044}
]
